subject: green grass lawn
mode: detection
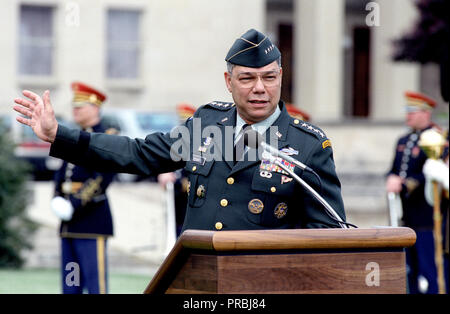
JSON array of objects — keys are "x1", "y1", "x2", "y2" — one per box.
[{"x1": 0, "y1": 268, "x2": 152, "y2": 294}]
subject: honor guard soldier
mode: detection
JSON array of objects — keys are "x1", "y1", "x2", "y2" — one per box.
[
  {"x1": 51, "y1": 82, "x2": 116, "y2": 294},
  {"x1": 14, "y1": 29, "x2": 348, "y2": 235},
  {"x1": 386, "y1": 91, "x2": 440, "y2": 293}
]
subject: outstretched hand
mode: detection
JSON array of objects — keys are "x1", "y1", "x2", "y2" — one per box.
[
  {"x1": 386, "y1": 174, "x2": 403, "y2": 194},
  {"x1": 13, "y1": 90, "x2": 59, "y2": 143}
]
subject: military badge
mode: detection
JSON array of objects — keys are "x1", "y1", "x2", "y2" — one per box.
[
  {"x1": 281, "y1": 175, "x2": 293, "y2": 184},
  {"x1": 280, "y1": 147, "x2": 298, "y2": 156},
  {"x1": 322, "y1": 140, "x2": 332, "y2": 149},
  {"x1": 196, "y1": 185, "x2": 206, "y2": 198},
  {"x1": 274, "y1": 203, "x2": 288, "y2": 219},
  {"x1": 248, "y1": 199, "x2": 264, "y2": 214},
  {"x1": 260, "y1": 158, "x2": 294, "y2": 175},
  {"x1": 260, "y1": 171, "x2": 273, "y2": 179},
  {"x1": 299, "y1": 122, "x2": 325, "y2": 138}
]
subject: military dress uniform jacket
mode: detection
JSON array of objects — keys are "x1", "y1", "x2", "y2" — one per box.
[
  {"x1": 50, "y1": 101, "x2": 346, "y2": 232},
  {"x1": 387, "y1": 126, "x2": 434, "y2": 229},
  {"x1": 53, "y1": 121, "x2": 115, "y2": 238}
]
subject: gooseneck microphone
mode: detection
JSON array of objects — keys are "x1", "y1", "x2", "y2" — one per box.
[
  {"x1": 244, "y1": 129, "x2": 313, "y2": 172},
  {"x1": 244, "y1": 129, "x2": 323, "y2": 190},
  {"x1": 243, "y1": 129, "x2": 351, "y2": 229}
]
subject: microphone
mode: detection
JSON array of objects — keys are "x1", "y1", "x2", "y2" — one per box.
[
  {"x1": 243, "y1": 129, "x2": 312, "y2": 172},
  {"x1": 243, "y1": 129, "x2": 351, "y2": 228}
]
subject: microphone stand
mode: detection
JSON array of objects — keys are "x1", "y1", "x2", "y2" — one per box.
[{"x1": 262, "y1": 151, "x2": 348, "y2": 229}]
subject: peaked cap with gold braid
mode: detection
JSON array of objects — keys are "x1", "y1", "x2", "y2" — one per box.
[
  {"x1": 404, "y1": 91, "x2": 436, "y2": 111},
  {"x1": 71, "y1": 81, "x2": 107, "y2": 107}
]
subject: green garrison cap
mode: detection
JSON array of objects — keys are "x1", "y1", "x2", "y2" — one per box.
[{"x1": 225, "y1": 29, "x2": 281, "y2": 68}]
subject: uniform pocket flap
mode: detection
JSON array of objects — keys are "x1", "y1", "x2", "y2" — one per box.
[{"x1": 184, "y1": 158, "x2": 215, "y2": 176}]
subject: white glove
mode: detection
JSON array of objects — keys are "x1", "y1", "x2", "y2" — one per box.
[
  {"x1": 51, "y1": 196, "x2": 74, "y2": 221},
  {"x1": 423, "y1": 159, "x2": 449, "y2": 190},
  {"x1": 424, "y1": 178, "x2": 435, "y2": 206}
]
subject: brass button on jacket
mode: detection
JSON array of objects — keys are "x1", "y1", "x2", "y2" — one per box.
[{"x1": 215, "y1": 222, "x2": 223, "y2": 230}]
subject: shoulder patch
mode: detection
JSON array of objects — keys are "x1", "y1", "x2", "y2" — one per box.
[
  {"x1": 291, "y1": 119, "x2": 327, "y2": 141},
  {"x1": 204, "y1": 101, "x2": 235, "y2": 111},
  {"x1": 322, "y1": 139, "x2": 332, "y2": 149}
]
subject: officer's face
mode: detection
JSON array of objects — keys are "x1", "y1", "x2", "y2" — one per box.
[
  {"x1": 224, "y1": 61, "x2": 282, "y2": 124},
  {"x1": 72, "y1": 103, "x2": 100, "y2": 128},
  {"x1": 406, "y1": 109, "x2": 431, "y2": 130}
]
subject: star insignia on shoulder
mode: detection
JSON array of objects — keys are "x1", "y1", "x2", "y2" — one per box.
[
  {"x1": 292, "y1": 119, "x2": 327, "y2": 140},
  {"x1": 206, "y1": 101, "x2": 235, "y2": 111}
]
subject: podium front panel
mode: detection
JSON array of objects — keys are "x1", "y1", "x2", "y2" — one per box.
[{"x1": 166, "y1": 249, "x2": 406, "y2": 294}]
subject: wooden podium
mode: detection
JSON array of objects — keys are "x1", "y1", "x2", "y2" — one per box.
[{"x1": 144, "y1": 227, "x2": 416, "y2": 294}]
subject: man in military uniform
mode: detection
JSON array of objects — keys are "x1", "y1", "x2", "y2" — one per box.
[
  {"x1": 386, "y1": 91, "x2": 439, "y2": 293},
  {"x1": 14, "y1": 29, "x2": 347, "y2": 233},
  {"x1": 51, "y1": 82, "x2": 115, "y2": 294}
]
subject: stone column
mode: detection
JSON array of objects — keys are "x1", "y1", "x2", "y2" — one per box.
[
  {"x1": 294, "y1": 0, "x2": 345, "y2": 122},
  {"x1": 370, "y1": 0, "x2": 420, "y2": 121}
]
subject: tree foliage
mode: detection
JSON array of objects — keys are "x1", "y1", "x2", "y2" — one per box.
[
  {"x1": 0, "y1": 124, "x2": 37, "y2": 268},
  {"x1": 392, "y1": 0, "x2": 449, "y2": 101}
]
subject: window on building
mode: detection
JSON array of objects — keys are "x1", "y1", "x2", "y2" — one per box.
[
  {"x1": 18, "y1": 5, "x2": 54, "y2": 76},
  {"x1": 106, "y1": 9, "x2": 141, "y2": 79},
  {"x1": 278, "y1": 23, "x2": 294, "y2": 103},
  {"x1": 351, "y1": 26, "x2": 371, "y2": 117}
]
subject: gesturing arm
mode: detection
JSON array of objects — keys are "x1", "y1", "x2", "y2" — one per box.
[
  {"x1": 13, "y1": 89, "x2": 187, "y2": 176},
  {"x1": 49, "y1": 124, "x2": 186, "y2": 176}
]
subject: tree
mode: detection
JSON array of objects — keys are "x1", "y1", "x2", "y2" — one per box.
[
  {"x1": 0, "y1": 123, "x2": 37, "y2": 268},
  {"x1": 392, "y1": 0, "x2": 449, "y2": 101}
]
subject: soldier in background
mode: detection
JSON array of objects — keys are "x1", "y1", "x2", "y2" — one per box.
[
  {"x1": 386, "y1": 91, "x2": 439, "y2": 293},
  {"x1": 51, "y1": 82, "x2": 116, "y2": 294}
]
